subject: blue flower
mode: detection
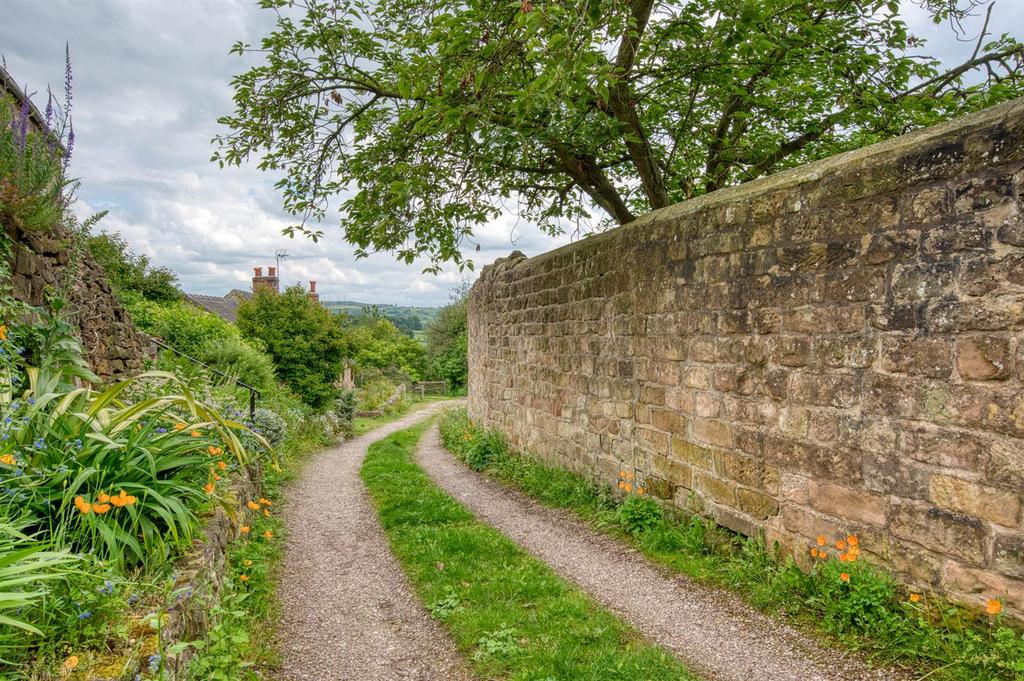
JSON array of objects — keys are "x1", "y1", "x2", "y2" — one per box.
[
  {"x1": 78, "y1": 611, "x2": 92, "y2": 620},
  {"x1": 148, "y1": 654, "x2": 162, "y2": 672},
  {"x1": 33, "y1": 438, "x2": 44, "y2": 449},
  {"x1": 156, "y1": 427, "x2": 167, "y2": 434},
  {"x1": 98, "y1": 580, "x2": 115, "y2": 595}
]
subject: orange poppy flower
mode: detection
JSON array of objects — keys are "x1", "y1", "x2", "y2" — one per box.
[
  {"x1": 0, "y1": 454, "x2": 15, "y2": 466},
  {"x1": 263, "y1": 530, "x2": 273, "y2": 539},
  {"x1": 839, "y1": 573, "x2": 850, "y2": 583},
  {"x1": 847, "y1": 535, "x2": 858, "y2": 547},
  {"x1": 810, "y1": 548, "x2": 819, "y2": 558},
  {"x1": 208, "y1": 446, "x2": 219, "y2": 456},
  {"x1": 92, "y1": 503, "x2": 111, "y2": 514},
  {"x1": 239, "y1": 574, "x2": 249, "y2": 582},
  {"x1": 74, "y1": 496, "x2": 91, "y2": 514},
  {"x1": 986, "y1": 599, "x2": 1002, "y2": 615},
  {"x1": 816, "y1": 535, "x2": 826, "y2": 547},
  {"x1": 191, "y1": 430, "x2": 201, "y2": 438},
  {"x1": 624, "y1": 483, "x2": 632, "y2": 492},
  {"x1": 619, "y1": 471, "x2": 625, "y2": 479},
  {"x1": 217, "y1": 461, "x2": 227, "y2": 471},
  {"x1": 213, "y1": 473, "x2": 221, "y2": 481},
  {"x1": 637, "y1": 487, "x2": 645, "y2": 495},
  {"x1": 97, "y1": 491, "x2": 110, "y2": 503},
  {"x1": 204, "y1": 483, "x2": 215, "y2": 494},
  {"x1": 263, "y1": 509, "x2": 270, "y2": 517},
  {"x1": 62, "y1": 655, "x2": 79, "y2": 671},
  {"x1": 0, "y1": 325, "x2": 7, "y2": 341},
  {"x1": 259, "y1": 498, "x2": 272, "y2": 506},
  {"x1": 247, "y1": 501, "x2": 260, "y2": 511},
  {"x1": 909, "y1": 593, "x2": 921, "y2": 603},
  {"x1": 110, "y1": 489, "x2": 137, "y2": 506},
  {"x1": 174, "y1": 423, "x2": 186, "y2": 431},
  {"x1": 835, "y1": 539, "x2": 847, "y2": 551},
  {"x1": 240, "y1": 526, "x2": 250, "y2": 534},
  {"x1": 618, "y1": 481, "x2": 626, "y2": 489}
]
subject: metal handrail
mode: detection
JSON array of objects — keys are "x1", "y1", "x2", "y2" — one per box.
[{"x1": 149, "y1": 337, "x2": 260, "y2": 420}]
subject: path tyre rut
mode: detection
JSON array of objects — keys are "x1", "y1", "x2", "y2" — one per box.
[
  {"x1": 417, "y1": 426, "x2": 911, "y2": 681},
  {"x1": 275, "y1": 405, "x2": 471, "y2": 681}
]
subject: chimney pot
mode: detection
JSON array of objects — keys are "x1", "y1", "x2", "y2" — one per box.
[
  {"x1": 309, "y1": 280, "x2": 317, "y2": 292},
  {"x1": 254, "y1": 266, "x2": 263, "y2": 277},
  {"x1": 268, "y1": 266, "x2": 277, "y2": 277}
]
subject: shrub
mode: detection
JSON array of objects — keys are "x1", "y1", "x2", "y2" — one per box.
[
  {"x1": 333, "y1": 390, "x2": 356, "y2": 437},
  {"x1": 0, "y1": 523, "x2": 76, "y2": 638},
  {"x1": 129, "y1": 299, "x2": 240, "y2": 357},
  {"x1": 464, "y1": 432, "x2": 505, "y2": 472},
  {"x1": 345, "y1": 315, "x2": 425, "y2": 383},
  {"x1": 86, "y1": 231, "x2": 181, "y2": 304},
  {"x1": 356, "y1": 378, "x2": 397, "y2": 412},
  {"x1": 237, "y1": 287, "x2": 350, "y2": 409},
  {"x1": 615, "y1": 496, "x2": 664, "y2": 537},
  {"x1": 199, "y1": 336, "x2": 277, "y2": 394},
  {"x1": 424, "y1": 294, "x2": 467, "y2": 389},
  {"x1": 250, "y1": 406, "x2": 287, "y2": 447}
]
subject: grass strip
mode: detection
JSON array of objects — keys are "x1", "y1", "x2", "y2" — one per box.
[
  {"x1": 361, "y1": 422, "x2": 697, "y2": 681},
  {"x1": 438, "y1": 408, "x2": 1024, "y2": 681},
  {"x1": 352, "y1": 395, "x2": 452, "y2": 436}
]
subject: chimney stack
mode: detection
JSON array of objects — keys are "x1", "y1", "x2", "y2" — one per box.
[
  {"x1": 308, "y1": 280, "x2": 320, "y2": 303},
  {"x1": 252, "y1": 265, "x2": 280, "y2": 293}
]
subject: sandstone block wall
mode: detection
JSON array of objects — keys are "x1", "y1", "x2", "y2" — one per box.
[{"x1": 468, "y1": 98, "x2": 1024, "y2": 616}]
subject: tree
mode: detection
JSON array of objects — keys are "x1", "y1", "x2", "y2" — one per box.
[
  {"x1": 424, "y1": 292, "x2": 468, "y2": 389},
  {"x1": 87, "y1": 231, "x2": 181, "y2": 304},
  {"x1": 344, "y1": 314, "x2": 426, "y2": 382},
  {"x1": 236, "y1": 286, "x2": 351, "y2": 408},
  {"x1": 216, "y1": 0, "x2": 1023, "y2": 269}
]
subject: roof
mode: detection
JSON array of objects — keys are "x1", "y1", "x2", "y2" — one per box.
[
  {"x1": 0, "y1": 63, "x2": 63, "y2": 150},
  {"x1": 184, "y1": 293, "x2": 243, "y2": 323}
]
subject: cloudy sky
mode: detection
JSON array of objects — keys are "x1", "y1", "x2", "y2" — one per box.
[{"x1": 1, "y1": 1, "x2": 1019, "y2": 305}]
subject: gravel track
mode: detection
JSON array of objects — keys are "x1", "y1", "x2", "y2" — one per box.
[
  {"x1": 275, "y1": 405, "x2": 471, "y2": 681},
  {"x1": 417, "y1": 426, "x2": 912, "y2": 681}
]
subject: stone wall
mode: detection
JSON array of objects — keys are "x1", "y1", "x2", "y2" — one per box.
[
  {"x1": 468, "y1": 98, "x2": 1024, "y2": 616},
  {"x1": 6, "y1": 222, "x2": 152, "y2": 379}
]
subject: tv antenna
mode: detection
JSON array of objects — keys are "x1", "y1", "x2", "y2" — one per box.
[{"x1": 275, "y1": 249, "x2": 289, "y2": 281}]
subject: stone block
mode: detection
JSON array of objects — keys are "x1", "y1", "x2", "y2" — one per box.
[
  {"x1": 808, "y1": 480, "x2": 887, "y2": 526},
  {"x1": 889, "y1": 502, "x2": 988, "y2": 566},
  {"x1": 671, "y1": 436, "x2": 713, "y2": 470},
  {"x1": 928, "y1": 474, "x2": 1021, "y2": 527},
  {"x1": 737, "y1": 488, "x2": 780, "y2": 520},
  {"x1": 693, "y1": 471, "x2": 736, "y2": 506},
  {"x1": 994, "y1": 533, "x2": 1024, "y2": 580},
  {"x1": 955, "y1": 336, "x2": 1010, "y2": 380},
  {"x1": 691, "y1": 419, "x2": 734, "y2": 448},
  {"x1": 879, "y1": 336, "x2": 953, "y2": 378}
]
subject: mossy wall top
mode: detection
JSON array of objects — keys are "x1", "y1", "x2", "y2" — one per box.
[{"x1": 468, "y1": 98, "x2": 1024, "y2": 617}]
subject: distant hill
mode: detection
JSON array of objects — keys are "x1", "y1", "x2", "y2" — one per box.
[{"x1": 321, "y1": 300, "x2": 439, "y2": 338}]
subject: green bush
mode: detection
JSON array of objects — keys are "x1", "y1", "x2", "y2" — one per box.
[
  {"x1": 0, "y1": 96, "x2": 66, "y2": 233},
  {"x1": 615, "y1": 496, "x2": 664, "y2": 537},
  {"x1": 424, "y1": 294, "x2": 467, "y2": 389},
  {"x1": 0, "y1": 524, "x2": 76, "y2": 640},
  {"x1": 200, "y1": 336, "x2": 277, "y2": 394},
  {"x1": 356, "y1": 378, "x2": 397, "y2": 412},
  {"x1": 0, "y1": 321, "x2": 262, "y2": 567},
  {"x1": 345, "y1": 315, "x2": 425, "y2": 383},
  {"x1": 86, "y1": 231, "x2": 181, "y2": 304},
  {"x1": 237, "y1": 287, "x2": 350, "y2": 409},
  {"x1": 128, "y1": 299, "x2": 240, "y2": 357},
  {"x1": 250, "y1": 406, "x2": 287, "y2": 447}
]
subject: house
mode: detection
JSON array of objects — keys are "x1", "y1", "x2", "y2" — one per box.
[{"x1": 185, "y1": 266, "x2": 321, "y2": 322}]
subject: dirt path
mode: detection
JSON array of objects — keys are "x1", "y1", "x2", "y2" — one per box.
[
  {"x1": 417, "y1": 427, "x2": 910, "y2": 681},
  {"x1": 275, "y1": 404, "x2": 471, "y2": 681}
]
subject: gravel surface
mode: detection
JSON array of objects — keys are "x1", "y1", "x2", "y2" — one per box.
[
  {"x1": 417, "y1": 427, "x2": 912, "y2": 681},
  {"x1": 275, "y1": 405, "x2": 471, "y2": 681}
]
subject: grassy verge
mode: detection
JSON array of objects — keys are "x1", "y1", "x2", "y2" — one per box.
[
  {"x1": 438, "y1": 408, "x2": 1024, "y2": 681},
  {"x1": 360, "y1": 422, "x2": 696, "y2": 680},
  {"x1": 183, "y1": 412, "x2": 338, "y2": 679},
  {"x1": 352, "y1": 394, "x2": 452, "y2": 436}
]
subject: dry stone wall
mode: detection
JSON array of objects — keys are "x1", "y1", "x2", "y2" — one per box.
[
  {"x1": 468, "y1": 98, "x2": 1024, "y2": 616},
  {"x1": 6, "y1": 222, "x2": 152, "y2": 379}
]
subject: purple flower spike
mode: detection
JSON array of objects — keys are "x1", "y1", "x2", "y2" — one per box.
[{"x1": 17, "y1": 91, "x2": 29, "y2": 151}]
